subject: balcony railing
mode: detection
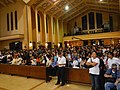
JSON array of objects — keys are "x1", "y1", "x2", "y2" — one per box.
[{"x1": 64, "y1": 26, "x2": 119, "y2": 37}]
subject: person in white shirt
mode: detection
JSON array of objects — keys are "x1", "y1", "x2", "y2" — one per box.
[
  {"x1": 72, "y1": 58, "x2": 79, "y2": 68},
  {"x1": 11, "y1": 55, "x2": 20, "y2": 65},
  {"x1": 30, "y1": 56, "x2": 36, "y2": 66},
  {"x1": 86, "y1": 51, "x2": 100, "y2": 90},
  {"x1": 107, "y1": 52, "x2": 120, "y2": 70},
  {"x1": 42, "y1": 54, "x2": 50, "y2": 66},
  {"x1": 55, "y1": 52, "x2": 66, "y2": 86}
]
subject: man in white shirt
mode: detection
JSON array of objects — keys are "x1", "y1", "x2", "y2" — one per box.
[
  {"x1": 55, "y1": 52, "x2": 66, "y2": 86},
  {"x1": 107, "y1": 52, "x2": 120, "y2": 70},
  {"x1": 72, "y1": 58, "x2": 79, "y2": 68},
  {"x1": 86, "y1": 51, "x2": 100, "y2": 90}
]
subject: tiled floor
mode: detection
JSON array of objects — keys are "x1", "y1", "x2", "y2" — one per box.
[{"x1": 0, "y1": 74, "x2": 91, "y2": 90}]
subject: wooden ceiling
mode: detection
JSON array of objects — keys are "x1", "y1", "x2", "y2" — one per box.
[
  {"x1": 28, "y1": 0, "x2": 119, "y2": 22},
  {"x1": 0, "y1": 0, "x2": 119, "y2": 22},
  {"x1": 0, "y1": 0, "x2": 16, "y2": 8}
]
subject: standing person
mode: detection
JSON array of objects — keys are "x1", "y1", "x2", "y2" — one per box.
[
  {"x1": 86, "y1": 51, "x2": 100, "y2": 90},
  {"x1": 55, "y1": 52, "x2": 66, "y2": 86}
]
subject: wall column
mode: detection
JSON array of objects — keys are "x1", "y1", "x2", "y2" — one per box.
[
  {"x1": 35, "y1": 9, "x2": 39, "y2": 49},
  {"x1": 56, "y1": 19, "x2": 60, "y2": 45},
  {"x1": 87, "y1": 14, "x2": 89, "y2": 33},
  {"x1": 43, "y1": 13, "x2": 47, "y2": 45},
  {"x1": 61, "y1": 21, "x2": 64, "y2": 47},
  {"x1": 39, "y1": 12, "x2": 45, "y2": 46},
  {"x1": 54, "y1": 19, "x2": 58, "y2": 45},
  {"x1": 50, "y1": 16, "x2": 54, "y2": 48},
  {"x1": 23, "y1": 5, "x2": 33, "y2": 49},
  {"x1": 59, "y1": 20, "x2": 64, "y2": 47},
  {"x1": 94, "y1": 11, "x2": 97, "y2": 32},
  {"x1": 63, "y1": 22, "x2": 67, "y2": 36}
]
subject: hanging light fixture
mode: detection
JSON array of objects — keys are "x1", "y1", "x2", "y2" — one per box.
[
  {"x1": 52, "y1": 0, "x2": 57, "y2": 2},
  {"x1": 65, "y1": 5, "x2": 69, "y2": 11}
]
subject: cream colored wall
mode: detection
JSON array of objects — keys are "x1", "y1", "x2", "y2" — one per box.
[
  {"x1": 59, "y1": 21, "x2": 63, "y2": 42},
  {"x1": 0, "y1": 39, "x2": 23, "y2": 50},
  {"x1": 54, "y1": 19, "x2": 58, "y2": 45},
  {"x1": 67, "y1": 16, "x2": 82, "y2": 35},
  {"x1": 22, "y1": 5, "x2": 29, "y2": 49},
  {"x1": 39, "y1": 12, "x2": 45, "y2": 45},
  {"x1": 0, "y1": 1, "x2": 31, "y2": 50},
  {"x1": 66, "y1": 11, "x2": 119, "y2": 34},
  {"x1": 31, "y1": 8, "x2": 36, "y2": 45},
  {"x1": 0, "y1": 1, "x2": 25, "y2": 37},
  {"x1": 63, "y1": 22, "x2": 67, "y2": 35},
  {"x1": 103, "y1": 12, "x2": 119, "y2": 31},
  {"x1": 52, "y1": 18, "x2": 55, "y2": 44}
]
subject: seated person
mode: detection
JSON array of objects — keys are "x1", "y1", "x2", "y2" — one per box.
[
  {"x1": 104, "y1": 64, "x2": 118, "y2": 90},
  {"x1": 115, "y1": 65, "x2": 120, "y2": 90},
  {"x1": 11, "y1": 54, "x2": 21, "y2": 65},
  {"x1": 72, "y1": 58, "x2": 79, "y2": 68},
  {"x1": 30, "y1": 56, "x2": 36, "y2": 66}
]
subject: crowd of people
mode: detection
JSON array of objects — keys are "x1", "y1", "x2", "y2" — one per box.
[{"x1": 0, "y1": 44, "x2": 120, "y2": 89}]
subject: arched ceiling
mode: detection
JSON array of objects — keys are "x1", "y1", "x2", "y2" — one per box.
[
  {"x1": 28, "y1": 0, "x2": 119, "y2": 22},
  {"x1": 0, "y1": 0, "x2": 16, "y2": 8},
  {"x1": 0, "y1": 0, "x2": 119, "y2": 22}
]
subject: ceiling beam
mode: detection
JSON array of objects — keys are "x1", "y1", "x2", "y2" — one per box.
[
  {"x1": 0, "y1": 1, "x2": 7, "y2": 6},
  {"x1": 64, "y1": 5, "x2": 119, "y2": 22},
  {"x1": 87, "y1": 4, "x2": 119, "y2": 12},
  {"x1": 86, "y1": 0, "x2": 118, "y2": 5},
  {"x1": 35, "y1": 0, "x2": 48, "y2": 10},
  {"x1": 89, "y1": 6, "x2": 119, "y2": 13},
  {"x1": 28, "y1": 0, "x2": 37, "y2": 6},
  {"x1": 61, "y1": 2, "x2": 86, "y2": 20},
  {"x1": 51, "y1": 0, "x2": 70, "y2": 16},
  {"x1": 44, "y1": 0, "x2": 63, "y2": 13},
  {"x1": 8, "y1": 0, "x2": 15, "y2": 3},
  {"x1": 55, "y1": 0, "x2": 76, "y2": 17},
  {"x1": 64, "y1": 6, "x2": 88, "y2": 22},
  {"x1": 61, "y1": 0, "x2": 118, "y2": 21},
  {"x1": 57, "y1": 0, "x2": 85, "y2": 18}
]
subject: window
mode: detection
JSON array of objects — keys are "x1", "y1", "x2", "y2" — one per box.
[
  {"x1": 7, "y1": 13, "x2": 9, "y2": 31},
  {"x1": 82, "y1": 15, "x2": 87, "y2": 30},
  {"x1": 109, "y1": 16, "x2": 113, "y2": 32},
  {"x1": 46, "y1": 16, "x2": 48, "y2": 33},
  {"x1": 53, "y1": 19, "x2": 55, "y2": 34},
  {"x1": 37, "y1": 14, "x2": 40, "y2": 32},
  {"x1": 89, "y1": 12, "x2": 95, "y2": 29},
  {"x1": 11, "y1": 12, "x2": 13, "y2": 30},
  {"x1": 15, "y1": 11, "x2": 18, "y2": 30},
  {"x1": 96, "y1": 13, "x2": 102, "y2": 28}
]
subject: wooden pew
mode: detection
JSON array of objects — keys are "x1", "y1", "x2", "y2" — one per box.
[
  {"x1": 0, "y1": 64, "x2": 47, "y2": 81},
  {"x1": 66, "y1": 68, "x2": 91, "y2": 84},
  {"x1": 0, "y1": 64, "x2": 91, "y2": 84}
]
